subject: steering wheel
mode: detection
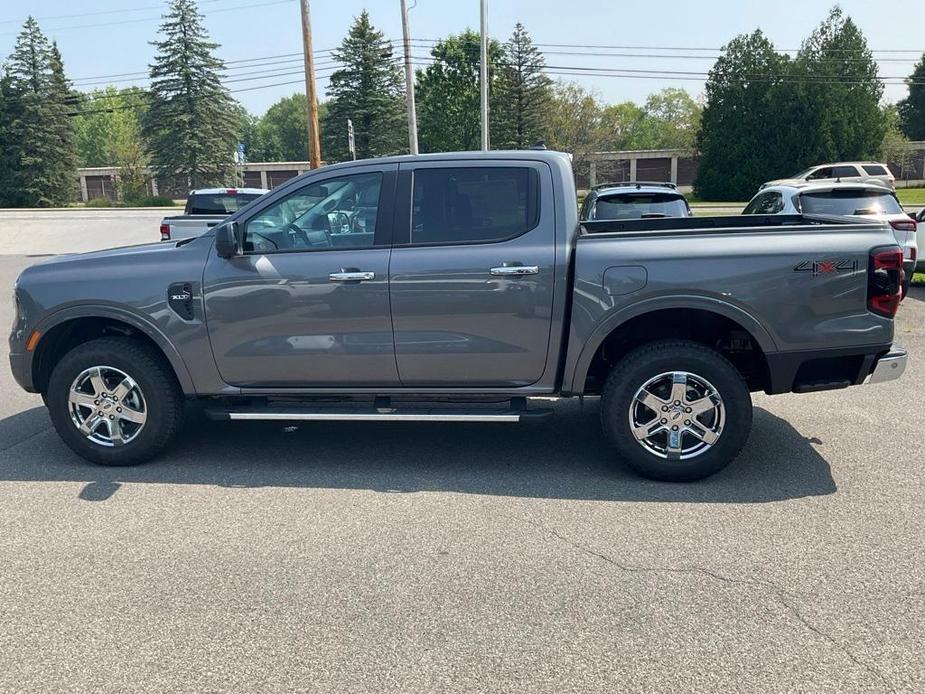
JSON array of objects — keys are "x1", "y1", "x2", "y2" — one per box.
[
  {"x1": 281, "y1": 220, "x2": 311, "y2": 248},
  {"x1": 329, "y1": 211, "x2": 352, "y2": 234}
]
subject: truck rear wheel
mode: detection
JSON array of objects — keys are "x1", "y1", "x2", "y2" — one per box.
[
  {"x1": 600, "y1": 340, "x2": 752, "y2": 482},
  {"x1": 46, "y1": 337, "x2": 183, "y2": 466}
]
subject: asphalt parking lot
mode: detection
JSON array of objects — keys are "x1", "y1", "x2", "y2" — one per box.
[{"x1": 0, "y1": 209, "x2": 923, "y2": 692}]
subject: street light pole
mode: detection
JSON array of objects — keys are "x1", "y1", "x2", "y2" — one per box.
[
  {"x1": 400, "y1": 0, "x2": 419, "y2": 155},
  {"x1": 479, "y1": 0, "x2": 489, "y2": 151},
  {"x1": 299, "y1": 0, "x2": 322, "y2": 168}
]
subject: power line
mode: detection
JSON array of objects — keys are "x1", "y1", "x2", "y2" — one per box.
[{"x1": 0, "y1": 0, "x2": 229, "y2": 25}]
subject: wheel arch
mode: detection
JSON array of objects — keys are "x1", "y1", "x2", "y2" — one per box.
[
  {"x1": 567, "y1": 297, "x2": 777, "y2": 395},
  {"x1": 31, "y1": 306, "x2": 195, "y2": 396}
]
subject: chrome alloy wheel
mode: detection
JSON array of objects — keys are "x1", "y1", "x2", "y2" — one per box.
[
  {"x1": 628, "y1": 371, "x2": 725, "y2": 460},
  {"x1": 68, "y1": 366, "x2": 147, "y2": 447}
]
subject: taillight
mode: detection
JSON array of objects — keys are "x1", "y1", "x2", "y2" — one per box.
[
  {"x1": 868, "y1": 246, "x2": 903, "y2": 317},
  {"x1": 889, "y1": 219, "x2": 916, "y2": 233},
  {"x1": 226, "y1": 188, "x2": 237, "y2": 195},
  {"x1": 160, "y1": 223, "x2": 170, "y2": 241}
]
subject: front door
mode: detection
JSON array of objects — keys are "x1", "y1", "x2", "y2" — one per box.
[
  {"x1": 388, "y1": 161, "x2": 557, "y2": 387},
  {"x1": 203, "y1": 166, "x2": 399, "y2": 387}
]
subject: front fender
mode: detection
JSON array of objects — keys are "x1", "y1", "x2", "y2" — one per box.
[
  {"x1": 31, "y1": 304, "x2": 196, "y2": 394},
  {"x1": 563, "y1": 294, "x2": 779, "y2": 394}
]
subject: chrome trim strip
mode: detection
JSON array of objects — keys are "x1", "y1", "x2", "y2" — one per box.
[
  {"x1": 867, "y1": 347, "x2": 907, "y2": 384},
  {"x1": 226, "y1": 412, "x2": 524, "y2": 422}
]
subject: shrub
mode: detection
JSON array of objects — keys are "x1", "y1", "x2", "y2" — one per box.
[{"x1": 85, "y1": 197, "x2": 120, "y2": 208}]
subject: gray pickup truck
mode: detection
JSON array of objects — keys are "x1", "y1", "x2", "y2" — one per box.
[{"x1": 8, "y1": 151, "x2": 908, "y2": 481}]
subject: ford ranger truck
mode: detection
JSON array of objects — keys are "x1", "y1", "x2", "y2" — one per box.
[{"x1": 9, "y1": 151, "x2": 907, "y2": 481}]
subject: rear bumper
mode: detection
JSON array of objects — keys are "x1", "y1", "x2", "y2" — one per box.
[{"x1": 866, "y1": 345, "x2": 907, "y2": 384}]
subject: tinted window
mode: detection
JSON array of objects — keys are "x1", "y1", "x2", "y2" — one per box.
[
  {"x1": 590, "y1": 192, "x2": 689, "y2": 220},
  {"x1": 862, "y1": 164, "x2": 888, "y2": 175},
  {"x1": 833, "y1": 165, "x2": 860, "y2": 178},
  {"x1": 411, "y1": 167, "x2": 539, "y2": 245},
  {"x1": 799, "y1": 189, "x2": 903, "y2": 216},
  {"x1": 187, "y1": 192, "x2": 264, "y2": 215},
  {"x1": 743, "y1": 192, "x2": 783, "y2": 215},
  {"x1": 244, "y1": 172, "x2": 382, "y2": 253}
]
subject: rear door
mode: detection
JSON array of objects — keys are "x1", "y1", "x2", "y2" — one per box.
[{"x1": 388, "y1": 160, "x2": 556, "y2": 387}]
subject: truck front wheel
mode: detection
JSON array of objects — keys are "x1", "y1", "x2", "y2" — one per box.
[
  {"x1": 46, "y1": 337, "x2": 183, "y2": 466},
  {"x1": 600, "y1": 340, "x2": 752, "y2": 482}
]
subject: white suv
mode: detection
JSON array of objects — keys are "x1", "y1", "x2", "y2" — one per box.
[
  {"x1": 743, "y1": 182, "x2": 917, "y2": 291},
  {"x1": 760, "y1": 162, "x2": 895, "y2": 191}
]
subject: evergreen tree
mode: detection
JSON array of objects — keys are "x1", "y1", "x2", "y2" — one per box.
[
  {"x1": 0, "y1": 73, "x2": 15, "y2": 207},
  {"x1": 791, "y1": 7, "x2": 884, "y2": 167},
  {"x1": 4, "y1": 18, "x2": 78, "y2": 207},
  {"x1": 694, "y1": 30, "x2": 792, "y2": 200},
  {"x1": 416, "y1": 30, "x2": 504, "y2": 152},
  {"x1": 321, "y1": 12, "x2": 406, "y2": 162},
  {"x1": 493, "y1": 23, "x2": 551, "y2": 149},
  {"x1": 143, "y1": 0, "x2": 239, "y2": 193},
  {"x1": 898, "y1": 55, "x2": 925, "y2": 140}
]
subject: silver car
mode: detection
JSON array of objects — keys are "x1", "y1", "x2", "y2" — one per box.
[
  {"x1": 580, "y1": 181, "x2": 692, "y2": 221},
  {"x1": 744, "y1": 182, "x2": 917, "y2": 290},
  {"x1": 760, "y1": 162, "x2": 895, "y2": 190}
]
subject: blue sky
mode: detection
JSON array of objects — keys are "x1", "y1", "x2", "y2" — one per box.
[{"x1": 2, "y1": 0, "x2": 923, "y2": 115}]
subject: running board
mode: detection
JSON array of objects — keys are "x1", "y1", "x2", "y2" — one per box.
[{"x1": 204, "y1": 405, "x2": 552, "y2": 423}]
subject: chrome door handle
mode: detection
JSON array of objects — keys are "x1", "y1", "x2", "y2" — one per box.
[
  {"x1": 329, "y1": 271, "x2": 375, "y2": 282},
  {"x1": 490, "y1": 265, "x2": 539, "y2": 276}
]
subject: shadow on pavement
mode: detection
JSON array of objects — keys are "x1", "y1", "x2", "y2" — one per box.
[{"x1": 0, "y1": 400, "x2": 836, "y2": 503}]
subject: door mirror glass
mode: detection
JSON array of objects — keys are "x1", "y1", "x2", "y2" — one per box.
[{"x1": 215, "y1": 221, "x2": 240, "y2": 258}]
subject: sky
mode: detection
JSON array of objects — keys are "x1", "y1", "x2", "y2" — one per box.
[{"x1": 1, "y1": 0, "x2": 924, "y2": 116}]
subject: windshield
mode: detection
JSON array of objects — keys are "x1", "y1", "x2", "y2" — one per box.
[
  {"x1": 187, "y1": 192, "x2": 265, "y2": 215},
  {"x1": 799, "y1": 189, "x2": 903, "y2": 216},
  {"x1": 591, "y1": 192, "x2": 689, "y2": 220},
  {"x1": 790, "y1": 167, "x2": 815, "y2": 179}
]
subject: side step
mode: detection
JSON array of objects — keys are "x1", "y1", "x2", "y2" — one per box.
[{"x1": 204, "y1": 403, "x2": 553, "y2": 423}]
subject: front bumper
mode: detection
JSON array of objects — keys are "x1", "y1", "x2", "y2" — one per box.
[
  {"x1": 9, "y1": 352, "x2": 35, "y2": 392},
  {"x1": 866, "y1": 345, "x2": 907, "y2": 384}
]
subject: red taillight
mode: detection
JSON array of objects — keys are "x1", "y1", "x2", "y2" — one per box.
[
  {"x1": 226, "y1": 188, "x2": 237, "y2": 195},
  {"x1": 868, "y1": 246, "x2": 903, "y2": 317},
  {"x1": 889, "y1": 219, "x2": 916, "y2": 233},
  {"x1": 160, "y1": 223, "x2": 170, "y2": 241}
]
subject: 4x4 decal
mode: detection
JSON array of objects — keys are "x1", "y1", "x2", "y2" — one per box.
[{"x1": 793, "y1": 259, "x2": 858, "y2": 276}]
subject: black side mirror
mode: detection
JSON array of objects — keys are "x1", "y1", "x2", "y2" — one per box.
[{"x1": 215, "y1": 221, "x2": 241, "y2": 258}]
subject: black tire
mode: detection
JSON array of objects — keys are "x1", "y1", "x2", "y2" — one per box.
[
  {"x1": 600, "y1": 340, "x2": 752, "y2": 482},
  {"x1": 46, "y1": 337, "x2": 183, "y2": 466}
]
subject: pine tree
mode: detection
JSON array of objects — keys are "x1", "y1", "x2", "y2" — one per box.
[
  {"x1": 143, "y1": 0, "x2": 239, "y2": 193},
  {"x1": 321, "y1": 12, "x2": 406, "y2": 162},
  {"x1": 898, "y1": 56, "x2": 925, "y2": 140},
  {"x1": 493, "y1": 23, "x2": 551, "y2": 149},
  {"x1": 4, "y1": 18, "x2": 78, "y2": 207}
]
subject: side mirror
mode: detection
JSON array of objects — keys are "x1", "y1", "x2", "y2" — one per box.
[
  {"x1": 215, "y1": 221, "x2": 241, "y2": 258},
  {"x1": 917, "y1": 209, "x2": 925, "y2": 223}
]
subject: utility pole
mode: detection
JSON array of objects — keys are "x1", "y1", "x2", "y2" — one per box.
[
  {"x1": 479, "y1": 0, "x2": 489, "y2": 151},
  {"x1": 299, "y1": 0, "x2": 321, "y2": 168},
  {"x1": 400, "y1": 0, "x2": 419, "y2": 155}
]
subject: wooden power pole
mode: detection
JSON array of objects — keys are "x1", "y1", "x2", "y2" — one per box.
[
  {"x1": 400, "y1": 0, "x2": 419, "y2": 155},
  {"x1": 299, "y1": 0, "x2": 321, "y2": 168}
]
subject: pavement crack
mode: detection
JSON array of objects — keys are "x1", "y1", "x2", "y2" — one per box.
[{"x1": 501, "y1": 511, "x2": 895, "y2": 693}]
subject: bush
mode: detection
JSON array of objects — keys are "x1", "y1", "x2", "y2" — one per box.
[
  {"x1": 85, "y1": 197, "x2": 120, "y2": 208},
  {"x1": 123, "y1": 195, "x2": 176, "y2": 207}
]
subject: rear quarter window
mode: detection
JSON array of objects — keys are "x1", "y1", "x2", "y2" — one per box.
[{"x1": 862, "y1": 165, "x2": 888, "y2": 176}]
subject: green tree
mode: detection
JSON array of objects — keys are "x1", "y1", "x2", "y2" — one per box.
[
  {"x1": 243, "y1": 94, "x2": 328, "y2": 162},
  {"x1": 492, "y1": 23, "x2": 552, "y2": 149},
  {"x1": 0, "y1": 73, "x2": 14, "y2": 207},
  {"x1": 74, "y1": 86, "x2": 148, "y2": 167},
  {"x1": 695, "y1": 30, "x2": 791, "y2": 200},
  {"x1": 898, "y1": 55, "x2": 925, "y2": 139},
  {"x1": 602, "y1": 89, "x2": 702, "y2": 151},
  {"x1": 787, "y1": 6, "x2": 883, "y2": 169},
  {"x1": 416, "y1": 30, "x2": 504, "y2": 152},
  {"x1": 321, "y1": 12, "x2": 405, "y2": 161},
  {"x1": 881, "y1": 104, "x2": 913, "y2": 184},
  {"x1": 143, "y1": 0, "x2": 239, "y2": 193},
  {"x1": 541, "y1": 81, "x2": 609, "y2": 172},
  {"x1": 601, "y1": 101, "x2": 647, "y2": 150},
  {"x1": 3, "y1": 19, "x2": 78, "y2": 207}
]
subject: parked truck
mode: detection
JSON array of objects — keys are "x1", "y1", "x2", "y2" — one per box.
[
  {"x1": 159, "y1": 187, "x2": 268, "y2": 241},
  {"x1": 9, "y1": 151, "x2": 907, "y2": 481}
]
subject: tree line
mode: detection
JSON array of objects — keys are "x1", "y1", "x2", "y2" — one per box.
[{"x1": 1, "y1": 1, "x2": 924, "y2": 206}]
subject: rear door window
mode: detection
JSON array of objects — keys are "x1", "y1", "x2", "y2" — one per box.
[
  {"x1": 743, "y1": 192, "x2": 783, "y2": 215},
  {"x1": 591, "y1": 193, "x2": 689, "y2": 220},
  {"x1": 832, "y1": 165, "x2": 861, "y2": 178},
  {"x1": 806, "y1": 167, "x2": 834, "y2": 181},
  {"x1": 799, "y1": 189, "x2": 903, "y2": 216},
  {"x1": 410, "y1": 167, "x2": 539, "y2": 245}
]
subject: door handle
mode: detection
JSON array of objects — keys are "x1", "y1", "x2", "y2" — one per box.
[
  {"x1": 329, "y1": 271, "x2": 375, "y2": 282},
  {"x1": 490, "y1": 265, "x2": 539, "y2": 276}
]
